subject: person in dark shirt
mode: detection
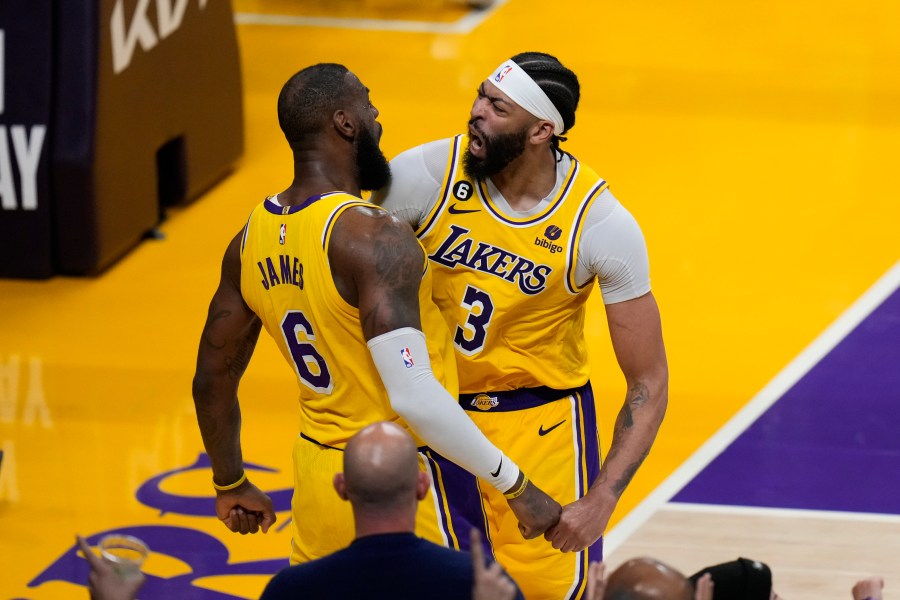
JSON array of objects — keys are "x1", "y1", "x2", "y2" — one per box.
[{"x1": 259, "y1": 421, "x2": 524, "y2": 600}]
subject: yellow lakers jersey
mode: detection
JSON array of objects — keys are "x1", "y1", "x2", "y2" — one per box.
[
  {"x1": 416, "y1": 135, "x2": 609, "y2": 393},
  {"x1": 240, "y1": 192, "x2": 458, "y2": 447}
]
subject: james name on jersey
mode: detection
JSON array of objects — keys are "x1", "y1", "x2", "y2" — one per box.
[{"x1": 256, "y1": 254, "x2": 304, "y2": 290}]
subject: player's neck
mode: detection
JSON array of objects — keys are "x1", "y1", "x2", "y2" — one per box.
[
  {"x1": 281, "y1": 151, "x2": 361, "y2": 203},
  {"x1": 490, "y1": 145, "x2": 557, "y2": 212}
]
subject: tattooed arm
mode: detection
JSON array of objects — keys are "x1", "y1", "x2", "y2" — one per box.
[
  {"x1": 192, "y1": 230, "x2": 276, "y2": 535},
  {"x1": 328, "y1": 206, "x2": 424, "y2": 336},
  {"x1": 545, "y1": 291, "x2": 668, "y2": 552}
]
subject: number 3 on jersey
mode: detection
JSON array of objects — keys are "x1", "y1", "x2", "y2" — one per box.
[
  {"x1": 454, "y1": 285, "x2": 494, "y2": 355},
  {"x1": 281, "y1": 310, "x2": 334, "y2": 394}
]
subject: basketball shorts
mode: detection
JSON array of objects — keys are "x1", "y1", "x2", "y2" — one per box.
[
  {"x1": 289, "y1": 433, "x2": 465, "y2": 564},
  {"x1": 434, "y1": 382, "x2": 603, "y2": 600}
]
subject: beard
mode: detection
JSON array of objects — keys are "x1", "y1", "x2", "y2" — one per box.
[
  {"x1": 355, "y1": 125, "x2": 392, "y2": 192},
  {"x1": 463, "y1": 124, "x2": 528, "y2": 181}
]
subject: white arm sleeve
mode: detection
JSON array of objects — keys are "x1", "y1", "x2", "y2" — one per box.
[
  {"x1": 367, "y1": 327, "x2": 520, "y2": 492},
  {"x1": 370, "y1": 139, "x2": 452, "y2": 229},
  {"x1": 575, "y1": 188, "x2": 652, "y2": 303}
]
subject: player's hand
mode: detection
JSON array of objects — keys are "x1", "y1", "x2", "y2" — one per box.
[
  {"x1": 76, "y1": 535, "x2": 146, "y2": 600},
  {"x1": 214, "y1": 480, "x2": 277, "y2": 534},
  {"x1": 471, "y1": 529, "x2": 518, "y2": 600},
  {"x1": 507, "y1": 480, "x2": 561, "y2": 539},
  {"x1": 543, "y1": 491, "x2": 612, "y2": 552},
  {"x1": 852, "y1": 577, "x2": 884, "y2": 600}
]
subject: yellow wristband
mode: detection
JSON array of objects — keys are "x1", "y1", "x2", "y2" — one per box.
[
  {"x1": 503, "y1": 474, "x2": 529, "y2": 500},
  {"x1": 213, "y1": 471, "x2": 247, "y2": 491}
]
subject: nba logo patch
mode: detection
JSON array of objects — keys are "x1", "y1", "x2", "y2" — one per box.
[
  {"x1": 279, "y1": 224, "x2": 286, "y2": 245},
  {"x1": 400, "y1": 347, "x2": 414, "y2": 368},
  {"x1": 495, "y1": 65, "x2": 513, "y2": 82}
]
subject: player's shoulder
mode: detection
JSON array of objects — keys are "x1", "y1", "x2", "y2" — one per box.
[
  {"x1": 338, "y1": 201, "x2": 391, "y2": 225},
  {"x1": 333, "y1": 202, "x2": 416, "y2": 251},
  {"x1": 319, "y1": 192, "x2": 383, "y2": 223},
  {"x1": 583, "y1": 187, "x2": 639, "y2": 234},
  {"x1": 392, "y1": 136, "x2": 455, "y2": 161}
]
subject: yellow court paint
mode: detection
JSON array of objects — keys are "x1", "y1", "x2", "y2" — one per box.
[{"x1": 2, "y1": 1, "x2": 898, "y2": 597}]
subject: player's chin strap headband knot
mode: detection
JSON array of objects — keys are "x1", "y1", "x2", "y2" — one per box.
[{"x1": 487, "y1": 60, "x2": 565, "y2": 135}]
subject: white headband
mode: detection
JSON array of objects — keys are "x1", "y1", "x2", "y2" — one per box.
[{"x1": 487, "y1": 60, "x2": 565, "y2": 134}]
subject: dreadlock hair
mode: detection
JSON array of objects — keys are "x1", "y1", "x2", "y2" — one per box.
[
  {"x1": 277, "y1": 63, "x2": 352, "y2": 149},
  {"x1": 510, "y1": 52, "x2": 580, "y2": 155}
]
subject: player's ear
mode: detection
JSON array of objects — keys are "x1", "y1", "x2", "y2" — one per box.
[
  {"x1": 529, "y1": 120, "x2": 555, "y2": 145},
  {"x1": 332, "y1": 109, "x2": 355, "y2": 140},
  {"x1": 333, "y1": 472, "x2": 349, "y2": 500}
]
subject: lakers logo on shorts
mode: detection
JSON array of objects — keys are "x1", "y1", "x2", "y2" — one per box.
[{"x1": 471, "y1": 393, "x2": 499, "y2": 411}]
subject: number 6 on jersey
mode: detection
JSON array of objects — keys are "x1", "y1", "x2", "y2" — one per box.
[{"x1": 281, "y1": 310, "x2": 334, "y2": 394}]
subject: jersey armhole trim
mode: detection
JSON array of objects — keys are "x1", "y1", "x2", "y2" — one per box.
[
  {"x1": 321, "y1": 200, "x2": 374, "y2": 318},
  {"x1": 417, "y1": 135, "x2": 464, "y2": 238},
  {"x1": 565, "y1": 179, "x2": 609, "y2": 294},
  {"x1": 321, "y1": 200, "x2": 378, "y2": 250}
]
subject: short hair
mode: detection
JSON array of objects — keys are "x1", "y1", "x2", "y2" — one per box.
[
  {"x1": 277, "y1": 63, "x2": 352, "y2": 147},
  {"x1": 511, "y1": 52, "x2": 580, "y2": 150}
]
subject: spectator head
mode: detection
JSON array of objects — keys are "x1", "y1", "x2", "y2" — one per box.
[
  {"x1": 334, "y1": 422, "x2": 429, "y2": 518},
  {"x1": 604, "y1": 557, "x2": 694, "y2": 600}
]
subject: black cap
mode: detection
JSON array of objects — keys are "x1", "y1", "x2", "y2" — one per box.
[{"x1": 688, "y1": 557, "x2": 772, "y2": 600}]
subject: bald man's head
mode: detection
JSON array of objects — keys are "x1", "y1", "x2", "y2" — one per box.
[
  {"x1": 605, "y1": 558, "x2": 694, "y2": 600},
  {"x1": 339, "y1": 422, "x2": 423, "y2": 513}
]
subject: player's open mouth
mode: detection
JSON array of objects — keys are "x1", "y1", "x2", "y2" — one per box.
[{"x1": 468, "y1": 126, "x2": 485, "y2": 157}]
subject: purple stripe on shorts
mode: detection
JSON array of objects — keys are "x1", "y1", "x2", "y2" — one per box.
[
  {"x1": 573, "y1": 392, "x2": 586, "y2": 498},
  {"x1": 424, "y1": 449, "x2": 494, "y2": 557},
  {"x1": 577, "y1": 382, "x2": 605, "y2": 562},
  {"x1": 421, "y1": 451, "x2": 456, "y2": 548},
  {"x1": 560, "y1": 384, "x2": 604, "y2": 599},
  {"x1": 578, "y1": 382, "x2": 602, "y2": 494},
  {"x1": 566, "y1": 391, "x2": 589, "y2": 600},
  {"x1": 673, "y1": 285, "x2": 900, "y2": 514}
]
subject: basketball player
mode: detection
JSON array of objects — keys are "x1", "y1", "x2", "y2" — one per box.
[
  {"x1": 372, "y1": 52, "x2": 669, "y2": 599},
  {"x1": 191, "y1": 63, "x2": 560, "y2": 565}
]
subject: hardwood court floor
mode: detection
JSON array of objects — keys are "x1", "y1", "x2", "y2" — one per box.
[{"x1": 1, "y1": 1, "x2": 898, "y2": 597}]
